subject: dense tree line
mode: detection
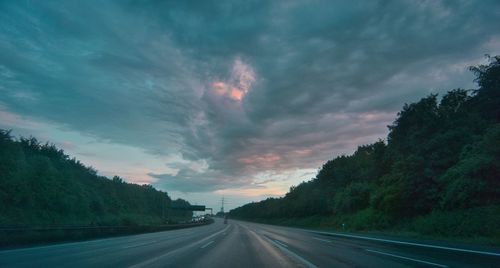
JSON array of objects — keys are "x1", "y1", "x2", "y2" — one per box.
[
  {"x1": 230, "y1": 56, "x2": 500, "y2": 238},
  {"x1": 0, "y1": 134, "x2": 192, "y2": 226}
]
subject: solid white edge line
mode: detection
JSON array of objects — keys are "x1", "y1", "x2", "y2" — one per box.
[
  {"x1": 311, "y1": 231, "x2": 500, "y2": 257},
  {"x1": 263, "y1": 236, "x2": 318, "y2": 268},
  {"x1": 365, "y1": 249, "x2": 448, "y2": 267},
  {"x1": 200, "y1": 240, "x2": 214, "y2": 249}
]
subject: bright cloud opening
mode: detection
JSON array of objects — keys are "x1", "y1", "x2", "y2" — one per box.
[{"x1": 211, "y1": 57, "x2": 256, "y2": 101}]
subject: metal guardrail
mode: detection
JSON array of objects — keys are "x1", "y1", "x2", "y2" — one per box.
[
  {"x1": 0, "y1": 222, "x2": 209, "y2": 232},
  {"x1": 0, "y1": 219, "x2": 214, "y2": 248}
]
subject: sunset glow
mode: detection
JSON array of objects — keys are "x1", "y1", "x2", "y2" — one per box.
[{"x1": 1, "y1": 0, "x2": 499, "y2": 212}]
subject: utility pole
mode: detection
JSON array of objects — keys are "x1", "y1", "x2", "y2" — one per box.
[{"x1": 220, "y1": 197, "x2": 227, "y2": 214}]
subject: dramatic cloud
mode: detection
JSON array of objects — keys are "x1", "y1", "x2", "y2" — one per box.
[
  {"x1": 211, "y1": 57, "x2": 256, "y2": 101},
  {"x1": 1, "y1": 0, "x2": 500, "y2": 209}
]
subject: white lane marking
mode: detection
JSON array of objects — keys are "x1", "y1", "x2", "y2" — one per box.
[
  {"x1": 365, "y1": 249, "x2": 448, "y2": 267},
  {"x1": 200, "y1": 241, "x2": 214, "y2": 249},
  {"x1": 130, "y1": 225, "x2": 230, "y2": 268},
  {"x1": 311, "y1": 231, "x2": 500, "y2": 257},
  {"x1": 263, "y1": 237, "x2": 318, "y2": 268},
  {"x1": 274, "y1": 239, "x2": 289, "y2": 248},
  {"x1": 312, "y1": 237, "x2": 332, "y2": 243},
  {"x1": 122, "y1": 241, "x2": 157, "y2": 249},
  {"x1": 0, "y1": 227, "x2": 201, "y2": 254}
]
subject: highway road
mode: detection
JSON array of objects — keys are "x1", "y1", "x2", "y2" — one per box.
[{"x1": 1, "y1": 218, "x2": 499, "y2": 267}]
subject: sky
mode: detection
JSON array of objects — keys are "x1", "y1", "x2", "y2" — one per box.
[{"x1": 1, "y1": 0, "x2": 500, "y2": 211}]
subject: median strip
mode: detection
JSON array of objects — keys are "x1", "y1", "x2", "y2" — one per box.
[{"x1": 365, "y1": 249, "x2": 448, "y2": 267}]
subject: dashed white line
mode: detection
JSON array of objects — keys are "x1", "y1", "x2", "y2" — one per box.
[
  {"x1": 264, "y1": 237, "x2": 318, "y2": 268},
  {"x1": 274, "y1": 239, "x2": 289, "y2": 248},
  {"x1": 200, "y1": 241, "x2": 214, "y2": 249},
  {"x1": 365, "y1": 249, "x2": 448, "y2": 267},
  {"x1": 130, "y1": 225, "x2": 230, "y2": 268}
]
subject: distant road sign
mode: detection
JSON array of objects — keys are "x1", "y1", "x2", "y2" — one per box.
[
  {"x1": 189, "y1": 205, "x2": 206, "y2": 211},
  {"x1": 170, "y1": 205, "x2": 206, "y2": 211}
]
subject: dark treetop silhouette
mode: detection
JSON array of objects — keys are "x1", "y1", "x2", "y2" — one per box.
[
  {"x1": 0, "y1": 133, "x2": 193, "y2": 227},
  {"x1": 230, "y1": 56, "x2": 500, "y2": 244}
]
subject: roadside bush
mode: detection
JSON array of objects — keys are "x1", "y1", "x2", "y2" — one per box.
[{"x1": 409, "y1": 206, "x2": 500, "y2": 243}]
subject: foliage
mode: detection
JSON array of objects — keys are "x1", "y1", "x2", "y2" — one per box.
[
  {"x1": 0, "y1": 132, "x2": 192, "y2": 226},
  {"x1": 230, "y1": 56, "x2": 500, "y2": 241}
]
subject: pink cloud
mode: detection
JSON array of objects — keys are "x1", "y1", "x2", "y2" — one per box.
[
  {"x1": 238, "y1": 153, "x2": 281, "y2": 167},
  {"x1": 230, "y1": 88, "x2": 245, "y2": 101},
  {"x1": 215, "y1": 186, "x2": 286, "y2": 198},
  {"x1": 210, "y1": 57, "x2": 255, "y2": 101},
  {"x1": 211, "y1": 81, "x2": 229, "y2": 95},
  {"x1": 293, "y1": 149, "x2": 313, "y2": 156},
  {"x1": 0, "y1": 108, "x2": 44, "y2": 129}
]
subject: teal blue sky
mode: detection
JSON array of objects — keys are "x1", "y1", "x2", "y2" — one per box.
[{"x1": 1, "y1": 1, "x2": 500, "y2": 210}]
